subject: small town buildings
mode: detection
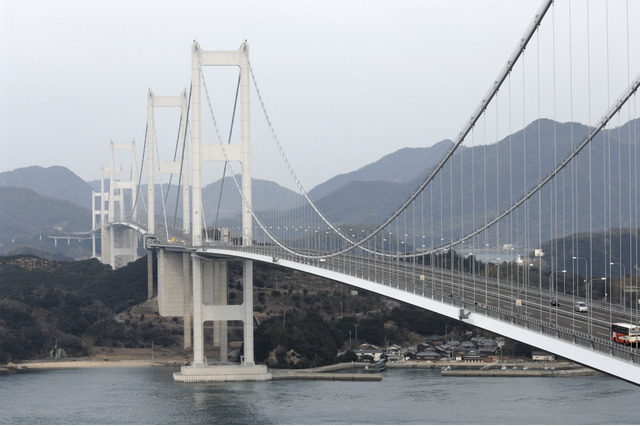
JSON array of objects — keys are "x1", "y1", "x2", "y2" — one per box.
[
  {"x1": 415, "y1": 351, "x2": 440, "y2": 361},
  {"x1": 355, "y1": 343, "x2": 384, "y2": 362},
  {"x1": 426, "y1": 335, "x2": 444, "y2": 345},
  {"x1": 381, "y1": 336, "x2": 518, "y2": 364},
  {"x1": 532, "y1": 351, "x2": 555, "y2": 361},
  {"x1": 386, "y1": 344, "x2": 406, "y2": 363}
]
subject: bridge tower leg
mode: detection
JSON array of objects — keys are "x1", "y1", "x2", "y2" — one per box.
[
  {"x1": 147, "y1": 250, "x2": 154, "y2": 299},
  {"x1": 182, "y1": 252, "x2": 192, "y2": 349},
  {"x1": 242, "y1": 259, "x2": 255, "y2": 365},
  {"x1": 212, "y1": 260, "x2": 228, "y2": 362}
]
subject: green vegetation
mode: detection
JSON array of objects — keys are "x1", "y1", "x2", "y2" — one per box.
[{"x1": 0, "y1": 255, "x2": 178, "y2": 363}]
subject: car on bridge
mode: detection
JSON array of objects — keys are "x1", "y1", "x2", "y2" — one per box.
[
  {"x1": 574, "y1": 302, "x2": 588, "y2": 312},
  {"x1": 551, "y1": 299, "x2": 560, "y2": 306}
]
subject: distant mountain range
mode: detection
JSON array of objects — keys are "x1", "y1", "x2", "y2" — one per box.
[
  {"x1": 1, "y1": 118, "x2": 638, "y2": 259},
  {"x1": 0, "y1": 165, "x2": 94, "y2": 210},
  {"x1": 308, "y1": 140, "x2": 454, "y2": 200}
]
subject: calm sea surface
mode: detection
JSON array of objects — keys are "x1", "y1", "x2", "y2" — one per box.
[{"x1": 1, "y1": 366, "x2": 639, "y2": 425}]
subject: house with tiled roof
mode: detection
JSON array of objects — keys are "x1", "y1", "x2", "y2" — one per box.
[
  {"x1": 355, "y1": 343, "x2": 384, "y2": 362},
  {"x1": 415, "y1": 351, "x2": 441, "y2": 361}
]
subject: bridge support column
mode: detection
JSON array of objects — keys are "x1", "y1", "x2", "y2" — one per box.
[
  {"x1": 191, "y1": 255, "x2": 205, "y2": 366},
  {"x1": 212, "y1": 261, "x2": 228, "y2": 362},
  {"x1": 147, "y1": 250, "x2": 154, "y2": 299},
  {"x1": 102, "y1": 225, "x2": 140, "y2": 269},
  {"x1": 101, "y1": 225, "x2": 111, "y2": 268},
  {"x1": 174, "y1": 256, "x2": 269, "y2": 382},
  {"x1": 183, "y1": 252, "x2": 192, "y2": 350},
  {"x1": 243, "y1": 259, "x2": 255, "y2": 366},
  {"x1": 157, "y1": 249, "x2": 185, "y2": 317}
]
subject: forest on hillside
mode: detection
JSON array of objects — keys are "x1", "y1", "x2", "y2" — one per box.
[{"x1": 0, "y1": 254, "x2": 504, "y2": 366}]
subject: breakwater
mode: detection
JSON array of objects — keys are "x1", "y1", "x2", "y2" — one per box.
[
  {"x1": 440, "y1": 367, "x2": 597, "y2": 378},
  {"x1": 271, "y1": 362, "x2": 381, "y2": 381}
]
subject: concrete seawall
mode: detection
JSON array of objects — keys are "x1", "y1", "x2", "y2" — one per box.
[
  {"x1": 271, "y1": 362, "x2": 381, "y2": 381},
  {"x1": 441, "y1": 368, "x2": 597, "y2": 378},
  {"x1": 272, "y1": 371, "x2": 381, "y2": 381}
]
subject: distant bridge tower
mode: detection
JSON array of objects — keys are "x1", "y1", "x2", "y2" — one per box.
[
  {"x1": 91, "y1": 167, "x2": 108, "y2": 260},
  {"x1": 146, "y1": 88, "x2": 192, "y2": 348},
  {"x1": 100, "y1": 140, "x2": 140, "y2": 269},
  {"x1": 174, "y1": 41, "x2": 269, "y2": 382},
  {"x1": 146, "y1": 89, "x2": 190, "y2": 236}
]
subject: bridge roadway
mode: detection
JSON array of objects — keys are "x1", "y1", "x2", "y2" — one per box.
[{"x1": 147, "y1": 240, "x2": 640, "y2": 386}]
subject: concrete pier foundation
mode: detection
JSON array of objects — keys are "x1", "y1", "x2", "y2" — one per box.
[{"x1": 174, "y1": 363, "x2": 271, "y2": 382}]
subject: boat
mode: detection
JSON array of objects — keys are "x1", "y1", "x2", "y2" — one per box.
[{"x1": 364, "y1": 360, "x2": 386, "y2": 373}]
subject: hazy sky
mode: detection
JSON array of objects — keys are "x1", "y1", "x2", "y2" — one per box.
[{"x1": 0, "y1": 0, "x2": 572, "y2": 189}]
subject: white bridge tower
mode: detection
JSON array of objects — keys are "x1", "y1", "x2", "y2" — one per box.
[{"x1": 174, "y1": 41, "x2": 269, "y2": 382}]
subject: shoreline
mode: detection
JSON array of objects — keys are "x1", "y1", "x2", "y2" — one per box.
[
  {"x1": 3, "y1": 358, "x2": 597, "y2": 380},
  {"x1": 3, "y1": 358, "x2": 185, "y2": 374}
]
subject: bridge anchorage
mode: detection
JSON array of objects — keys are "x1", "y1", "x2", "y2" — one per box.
[{"x1": 95, "y1": 0, "x2": 640, "y2": 385}]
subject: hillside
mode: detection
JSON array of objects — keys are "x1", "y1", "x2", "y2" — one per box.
[
  {"x1": 309, "y1": 140, "x2": 453, "y2": 200},
  {"x1": 0, "y1": 187, "x2": 91, "y2": 257},
  {"x1": 0, "y1": 165, "x2": 94, "y2": 210},
  {"x1": 0, "y1": 254, "x2": 476, "y2": 366},
  {"x1": 303, "y1": 118, "x2": 640, "y2": 248}
]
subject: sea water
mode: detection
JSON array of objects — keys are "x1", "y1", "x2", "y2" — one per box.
[{"x1": 1, "y1": 366, "x2": 638, "y2": 424}]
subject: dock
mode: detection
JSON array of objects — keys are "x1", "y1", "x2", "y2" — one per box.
[
  {"x1": 271, "y1": 362, "x2": 381, "y2": 381},
  {"x1": 441, "y1": 367, "x2": 597, "y2": 378},
  {"x1": 271, "y1": 371, "x2": 381, "y2": 381}
]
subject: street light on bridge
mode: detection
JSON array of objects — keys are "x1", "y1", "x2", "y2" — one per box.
[
  {"x1": 585, "y1": 277, "x2": 607, "y2": 305},
  {"x1": 610, "y1": 262, "x2": 626, "y2": 305},
  {"x1": 572, "y1": 256, "x2": 588, "y2": 299},
  {"x1": 549, "y1": 269, "x2": 567, "y2": 295},
  {"x1": 585, "y1": 277, "x2": 606, "y2": 337}
]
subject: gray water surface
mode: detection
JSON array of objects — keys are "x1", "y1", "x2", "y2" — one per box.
[{"x1": 1, "y1": 367, "x2": 638, "y2": 424}]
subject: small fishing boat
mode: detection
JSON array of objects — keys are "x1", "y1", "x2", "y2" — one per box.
[{"x1": 364, "y1": 360, "x2": 386, "y2": 373}]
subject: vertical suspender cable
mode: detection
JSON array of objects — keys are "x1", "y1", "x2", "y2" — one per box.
[{"x1": 537, "y1": 27, "x2": 543, "y2": 312}]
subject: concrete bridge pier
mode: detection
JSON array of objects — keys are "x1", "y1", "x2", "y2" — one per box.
[
  {"x1": 157, "y1": 249, "x2": 186, "y2": 317},
  {"x1": 174, "y1": 256, "x2": 270, "y2": 382},
  {"x1": 155, "y1": 250, "x2": 192, "y2": 350},
  {"x1": 202, "y1": 260, "x2": 228, "y2": 361},
  {"x1": 182, "y1": 252, "x2": 191, "y2": 349},
  {"x1": 101, "y1": 225, "x2": 140, "y2": 269},
  {"x1": 147, "y1": 250, "x2": 154, "y2": 299}
]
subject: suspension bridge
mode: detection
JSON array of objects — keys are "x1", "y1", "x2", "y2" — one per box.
[{"x1": 90, "y1": 0, "x2": 640, "y2": 384}]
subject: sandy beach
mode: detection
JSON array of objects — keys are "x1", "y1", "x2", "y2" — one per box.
[
  {"x1": 1, "y1": 347, "x2": 187, "y2": 372},
  {"x1": 12, "y1": 359, "x2": 184, "y2": 370}
]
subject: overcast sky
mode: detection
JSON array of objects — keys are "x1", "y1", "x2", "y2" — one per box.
[{"x1": 1, "y1": 0, "x2": 623, "y2": 190}]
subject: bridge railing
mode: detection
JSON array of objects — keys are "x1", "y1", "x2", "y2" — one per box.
[{"x1": 220, "y1": 244, "x2": 640, "y2": 367}]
